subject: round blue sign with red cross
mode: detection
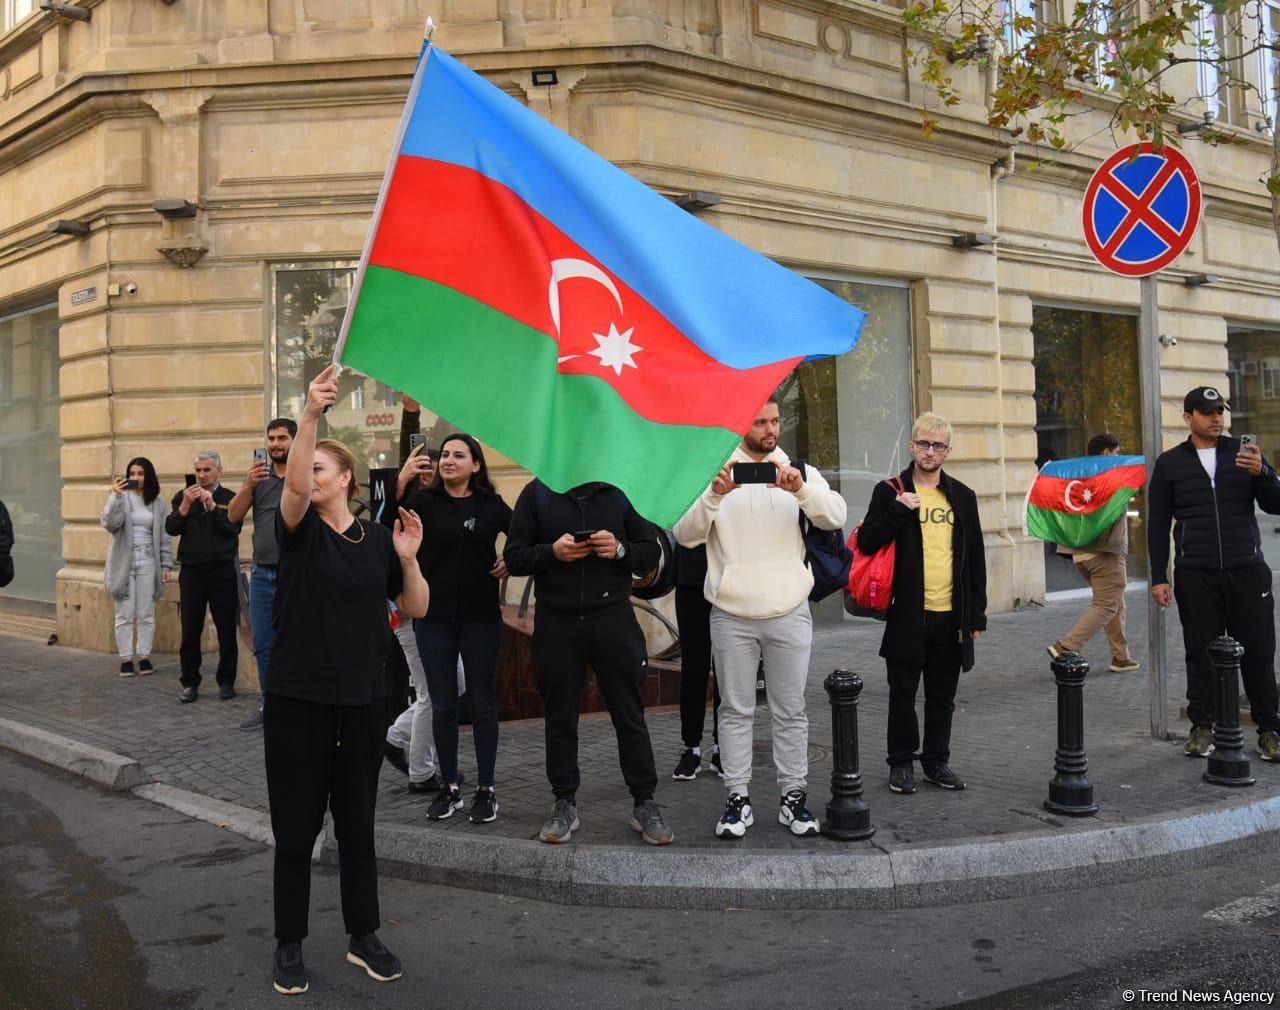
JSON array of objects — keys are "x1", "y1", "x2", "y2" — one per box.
[{"x1": 1082, "y1": 143, "x2": 1202, "y2": 277}]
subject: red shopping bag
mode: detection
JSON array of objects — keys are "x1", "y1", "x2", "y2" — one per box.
[{"x1": 843, "y1": 478, "x2": 902, "y2": 620}]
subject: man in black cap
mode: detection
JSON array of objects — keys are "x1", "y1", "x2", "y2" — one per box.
[{"x1": 1148, "y1": 385, "x2": 1280, "y2": 760}]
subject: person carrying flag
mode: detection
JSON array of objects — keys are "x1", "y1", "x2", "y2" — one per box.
[
  {"x1": 1148, "y1": 385, "x2": 1280, "y2": 761},
  {"x1": 1046, "y1": 434, "x2": 1138, "y2": 672}
]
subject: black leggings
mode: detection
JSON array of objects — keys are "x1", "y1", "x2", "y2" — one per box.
[
  {"x1": 676, "y1": 585, "x2": 720, "y2": 749},
  {"x1": 263, "y1": 693, "x2": 384, "y2": 942}
]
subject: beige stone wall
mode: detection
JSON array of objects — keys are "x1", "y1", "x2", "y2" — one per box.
[{"x1": 1, "y1": 0, "x2": 1278, "y2": 659}]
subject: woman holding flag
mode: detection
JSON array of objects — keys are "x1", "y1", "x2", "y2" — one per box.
[{"x1": 262, "y1": 363, "x2": 428, "y2": 996}]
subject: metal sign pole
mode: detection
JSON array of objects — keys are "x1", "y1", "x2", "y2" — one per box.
[{"x1": 1138, "y1": 274, "x2": 1168, "y2": 739}]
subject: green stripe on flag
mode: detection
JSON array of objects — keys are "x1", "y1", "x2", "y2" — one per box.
[
  {"x1": 1026, "y1": 493, "x2": 1134, "y2": 549},
  {"x1": 341, "y1": 265, "x2": 737, "y2": 527}
]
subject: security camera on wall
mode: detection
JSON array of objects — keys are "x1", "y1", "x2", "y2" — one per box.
[{"x1": 125, "y1": 283, "x2": 138, "y2": 296}]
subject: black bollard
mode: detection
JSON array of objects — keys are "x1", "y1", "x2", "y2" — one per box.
[
  {"x1": 1044, "y1": 650, "x2": 1098, "y2": 817},
  {"x1": 824, "y1": 668, "x2": 875, "y2": 841},
  {"x1": 1203, "y1": 635, "x2": 1255, "y2": 787}
]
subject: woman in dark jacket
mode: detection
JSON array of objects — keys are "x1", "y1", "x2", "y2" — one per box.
[{"x1": 398, "y1": 432, "x2": 512, "y2": 824}]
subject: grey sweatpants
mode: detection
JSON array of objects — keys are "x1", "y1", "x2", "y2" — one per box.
[{"x1": 709, "y1": 601, "x2": 812, "y2": 796}]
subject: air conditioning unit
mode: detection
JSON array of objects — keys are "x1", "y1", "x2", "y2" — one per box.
[{"x1": 1243, "y1": 361, "x2": 1259, "y2": 376}]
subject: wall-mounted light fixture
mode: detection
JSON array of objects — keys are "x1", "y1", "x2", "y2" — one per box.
[
  {"x1": 672, "y1": 191, "x2": 721, "y2": 212},
  {"x1": 1184, "y1": 273, "x2": 1218, "y2": 287},
  {"x1": 1176, "y1": 110, "x2": 1216, "y2": 136},
  {"x1": 531, "y1": 69, "x2": 558, "y2": 87},
  {"x1": 39, "y1": 2, "x2": 91, "y2": 21},
  {"x1": 153, "y1": 199, "x2": 198, "y2": 219},
  {"x1": 953, "y1": 232, "x2": 996, "y2": 250},
  {"x1": 948, "y1": 31, "x2": 994, "y2": 62},
  {"x1": 46, "y1": 219, "x2": 90, "y2": 237}
]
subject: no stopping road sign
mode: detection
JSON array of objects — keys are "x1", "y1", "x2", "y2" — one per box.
[{"x1": 1082, "y1": 143, "x2": 1202, "y2": 277}]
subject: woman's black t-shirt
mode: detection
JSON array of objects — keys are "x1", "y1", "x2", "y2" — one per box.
[
  {"x1": 399, "y1": 488, "x2": 512, "y2": 621},
  {"x1": 265, "y1": 505, "x2": 404, "y2": 706}
]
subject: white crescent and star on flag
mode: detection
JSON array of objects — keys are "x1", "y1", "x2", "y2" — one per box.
[
  {"x1": 547, "y1": 258, "x2": 644, "y2": 377},
  {"x1": 1063, "y1": 480, "x2": 1094, "y2": 512}
]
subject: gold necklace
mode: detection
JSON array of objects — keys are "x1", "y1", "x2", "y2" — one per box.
[{"x1": 336, "y1": 518, "x2": 365, "y2": 545}]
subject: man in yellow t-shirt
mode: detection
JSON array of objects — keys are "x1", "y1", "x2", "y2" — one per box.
[{"x1": 853, "y1": 412, "x2": 988, "y2": 796}]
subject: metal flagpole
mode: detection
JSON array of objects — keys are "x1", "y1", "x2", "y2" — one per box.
[
  {"x1": 328, "y1": 17, "x2": 437, "y2": 382},
  {"x1": 1138, "y1": 273, "x2": 1168, "y2": 739}
]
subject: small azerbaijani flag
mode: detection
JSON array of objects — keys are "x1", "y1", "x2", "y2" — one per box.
[
  {"x1": 336, "y1": 41, "x2": 865, "y2": 526},
  {"x1": 1024, "y1": 455, "x2": 1146, "y2": 548}
]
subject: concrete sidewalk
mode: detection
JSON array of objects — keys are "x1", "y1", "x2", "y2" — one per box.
[{"x1": 3, "y1": 589, "x2": 1280, "y2": 909}]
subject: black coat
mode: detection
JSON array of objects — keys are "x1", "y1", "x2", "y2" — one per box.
[
  {"x1": 856, "y1": 467, "x2": 988, "y2": 671},
  {"x1": 165, "y1": 485, "x2": 241, "y2": 569},
  {"x1": 504, "y1": 480, "x2": 660, "y2": 618},
  {"x1": 1147, "y1": 435, "x2": 1280, "y2": 583}
]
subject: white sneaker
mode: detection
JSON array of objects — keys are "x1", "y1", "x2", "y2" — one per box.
[
  {"x1": 778, "y1": 788, "x2": 821, "y2": 837},
  {"x1": 714, "y1": 792, "x2": 753, "y2": 839}
]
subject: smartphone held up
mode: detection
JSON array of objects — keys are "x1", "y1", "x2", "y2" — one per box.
[{"x1": 732, "y1": 461, "x2": 778, "y2": 485}]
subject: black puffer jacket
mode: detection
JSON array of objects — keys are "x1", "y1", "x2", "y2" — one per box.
[
  {"x1": 856, "y1": 467, "x2": 987, "y2": 672},
  {"x1": 1147, "y1": 435, "x2": 1280, "y2": 583},
  {"x1": 504, "y1": 481, "x2": 660, "y2": 618}
]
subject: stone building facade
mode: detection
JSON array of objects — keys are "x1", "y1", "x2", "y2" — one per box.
[{"x1": 1, "y1": 0, "x2": 1277, "y2": 666}]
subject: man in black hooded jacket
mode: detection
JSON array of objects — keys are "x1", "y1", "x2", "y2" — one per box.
[
  {"x1": 505, "y1": 480, "x2": 673, "y2": 847},
  {"x1": 1148, "y1": 385, "x2": 1280, "y2": 761}
]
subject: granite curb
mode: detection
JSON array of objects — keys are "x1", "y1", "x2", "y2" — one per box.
[{"x1": 6, "y1": 715, "x2": 1275, "y2": 910}]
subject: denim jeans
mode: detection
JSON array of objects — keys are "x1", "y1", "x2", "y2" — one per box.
[
  {"x1": 417, "y1": 617, "x2": 503, "y2": 788},
  {"x1": 250, "y1": 564, "x2": 278, "y2": 707}
]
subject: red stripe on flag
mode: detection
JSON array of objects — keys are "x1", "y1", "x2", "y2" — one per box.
[
  {"x1": 1028, "y1": 464, "x2": 1145, "y2": 514},
  {"x1": 369, "y1": 156, "x2": 799, "y2": 431}
]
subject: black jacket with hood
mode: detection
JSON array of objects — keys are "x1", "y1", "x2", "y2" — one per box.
[{"x1": 504, "y1": 480, "x2": 660, "y2": 618}]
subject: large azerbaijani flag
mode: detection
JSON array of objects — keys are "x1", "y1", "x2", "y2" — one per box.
[
  {"x1": 336, "y1": 42, "x2": 865, "y2": 526},
  {"x1": 1024, "y1": 455, "x2": 1146, "y2": 548}
]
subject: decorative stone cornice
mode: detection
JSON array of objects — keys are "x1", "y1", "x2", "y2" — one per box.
[{"x1": 156, "y1": 240, "x2": 208, "y2": 268}]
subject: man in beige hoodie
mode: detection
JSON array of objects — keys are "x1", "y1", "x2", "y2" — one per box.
[{"x1": 673, "y1": 395, "x2": 846, "y2": 839}]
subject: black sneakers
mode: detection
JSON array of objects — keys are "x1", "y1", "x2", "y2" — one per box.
[
  {"x1": 272, "y1": 941, "x2": 308, "y2": 995},
  {"x1": 710, "y1": 747, "x2": 724, "y2": 777},
  {"x1": 922, "y1": 763, "x2": 966, "y2": 791},
  {"x1": 426, "y1": 784, "x2": 464, "y2": 820},
  {"x1": 179, "y1": 686, "x2": 198, "y2": 704},
  {"x1": 889, "y1": 764, "x2": 916, "y2": 794},
  {"x1": 778, "y1": 789, "x2": 821, "y2": 837},
  {"x1": 119, "y1": 660, "x2": 136, "y2": 678},
  {"x1": 672, "y1": 748, "x2": 701, "y2": 780},
  {"x1": 137, "y1": 658, "x2": 153, "y2": 675},
  {"x1": 346, "y1": 932, "x2": 402, "y2": 982},
  {"x1": 219, "y1": 684, "x2": 236, "y2": 701},
  {"x1": 715, "y1": 792, "x2": 754, "y2": 839},
  {"x1": 469, "y1": 787, "x2": 499, "y2": 823}
]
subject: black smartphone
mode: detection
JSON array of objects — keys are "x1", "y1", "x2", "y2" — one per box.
[
  {"x1": 122, "y1": 478, "x2": 140, "y2": 491},
  {"x1": 409, "y1": 433, "x2": 427, "y2": 451},
  {"x1": 184, "y1": 473, "x2": 197, "y2": 488},
  {"x1": 572, "y1": 530, "x2": 594, "y2": 542},
  {"x1": 732, "y1": 461, "x2": 777, "y2": 484},
  {"x1": 253, "y1": 447, "x2": 268, "y2": 466}
]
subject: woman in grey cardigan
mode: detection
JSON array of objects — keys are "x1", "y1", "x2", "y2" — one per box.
[{"x1": 102, "y1": 457, "x2": 172, "y2": 676}]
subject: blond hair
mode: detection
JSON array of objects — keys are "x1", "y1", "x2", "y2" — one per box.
[
  {"x1": 912, "y1": 412, "x2": 954, "y2": 444},
  {"x1": 315, "y1": 438, "x2": 361, "y2": 502}
]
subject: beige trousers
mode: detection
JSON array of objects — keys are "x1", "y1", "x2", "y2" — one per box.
[{"x1": 1059, "y1": 553, "x2": 1132, "y2": 663}]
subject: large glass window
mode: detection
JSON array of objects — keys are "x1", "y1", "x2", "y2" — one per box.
[
  {"x1": 777, "y1": 279, "x2": 914, "y2": 626},
  {"x1": 1, "y1": 0, "x2": 36, "y2": 34},
  {"x1": 1032, "y1": 305, "x2": 1143, "y2": 591},
  {"x1": 272, "y1": 265, "x2": 457, "y2": 477},
  {"x1": 0, "y1": 302, "x2": 62, "y2": 603},
  {"x1": 1228, "y1": 325, "x2": 1280, "y2": 570}
]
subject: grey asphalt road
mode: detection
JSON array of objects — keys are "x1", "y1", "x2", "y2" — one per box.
[{"x1": 3, "y1": 748, "x2": 1280, "y2": 1010}]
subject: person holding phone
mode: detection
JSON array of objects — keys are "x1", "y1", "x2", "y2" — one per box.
[
  {"x1": 228, "y1": 418, "x2": 297, "y2": 731},
  {"x1": 263, "y1": 364, "x2": 427, "y2": 996},
  {"x1": 166, "y1": 451, "x2": 242, "y2": 703},
  {"x1": 101, "y1": 457, "x2": 172, "y2": 676},
  {"x1": 1148, "y1": 386, "x2": 1280, "y2": 761},
  {"x1": 389, "y1": 433, "x2": 512, "y2": 823},
  {"x1": 673, "y1": 394, "x2": 845, "y2": 839},
  {"x1": 505, "y1": 479, "x2": 673, "y2": 846}
]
